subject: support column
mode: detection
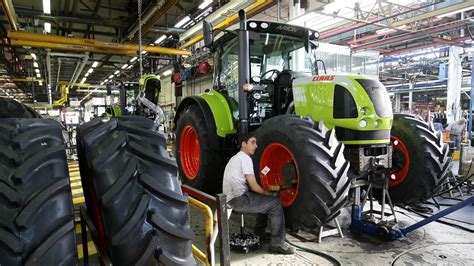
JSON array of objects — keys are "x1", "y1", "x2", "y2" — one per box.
[
  {"x1": 408, "y1": 82, "x2": 413, "y2": 112},
  {"x1": 469, "y1": 52, "x2": 474, "y2": 139},
  {"x1": 395, "y1": 93, "x2": 401, "y2": 113},
  {"x1": 447, "y1": 46, "x2": 463, "y2": 124}
]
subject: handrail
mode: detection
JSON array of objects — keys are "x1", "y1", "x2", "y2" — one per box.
[{"x1": 188, "y1": 196, "x2": 214, "y2": 266}]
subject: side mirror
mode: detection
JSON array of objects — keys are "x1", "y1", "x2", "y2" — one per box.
[{"x1": 203, "y1": 20, "x2": 214, "y2": 49}]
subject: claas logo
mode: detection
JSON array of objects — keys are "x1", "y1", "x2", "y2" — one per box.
[{"x1": 312, "y1": 75, "x2": 335, "y2": 81}]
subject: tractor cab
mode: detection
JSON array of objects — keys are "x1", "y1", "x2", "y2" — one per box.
[{"x1": 211, "y1": 21, "x2": 319, "y2": 127}]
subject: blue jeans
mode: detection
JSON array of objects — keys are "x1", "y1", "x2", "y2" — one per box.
[
  {"x1": 228, "y1": 191, "x2": 285, "y2": 246},
  {"x1": 451, "y1": 134, "x2": 461, "y2": 149}
]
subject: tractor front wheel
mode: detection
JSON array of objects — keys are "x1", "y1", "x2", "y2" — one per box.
[
  {"x1": 176, "y1": 105, "x2": 226, "y2": 194},
  {"x1": 254, "y1": 115, "x2": 351, "y2": 229}
]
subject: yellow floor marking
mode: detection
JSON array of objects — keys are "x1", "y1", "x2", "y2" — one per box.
[
  {"x1": 71, "y1": 188, "x2": 83, "y2": 195},
  {"x1": 70, "y1": 181, "x2": 82, "y2": 187},
  {"x1": 77, "y1": 241, "x2": 97, "y2": 259},
  {"x1": 73, "y1": 197, "x2": 85, "y2": 205},
  {"x1": 70, "y1": 176, "x2": 81, "y2": 181}
]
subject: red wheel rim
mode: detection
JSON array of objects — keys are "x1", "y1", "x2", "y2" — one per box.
[
  {"x1": 259, "y1": 143, "x2": 299, "y2": 207},
  {"x1": 387, "y1": 135, "x2": 410, "y2": 187},
  {"x1": 180, "y1": 125, "x2": 200, "y2": 180}
]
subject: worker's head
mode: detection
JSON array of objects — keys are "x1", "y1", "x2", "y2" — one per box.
[{"x1": 240, "y1": 133, "x2": 257, "y2": 155}]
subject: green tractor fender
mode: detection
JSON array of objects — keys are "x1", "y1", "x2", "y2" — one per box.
[{"x1": 174, "y1": 89, "x2": 237, "y2": 147}]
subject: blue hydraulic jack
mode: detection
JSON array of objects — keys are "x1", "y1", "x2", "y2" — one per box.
[{"x1": 350, "y1": 175, "x2": 474, "y2": 240}]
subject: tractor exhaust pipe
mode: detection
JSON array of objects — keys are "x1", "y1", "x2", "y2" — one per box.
[{"x1": 238, "y1": 9, "x2": 249, "y2": 136}]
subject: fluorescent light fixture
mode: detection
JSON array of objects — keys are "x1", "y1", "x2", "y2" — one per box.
[
  {"x1": 87, "y1": 68, "x2": 94, "y2": 74},
  {"x1": 81, "y1": 78, "x2": 86, "y2": 83},
  {"x1": 130, "y1": 56, "x2": 137, "y2": 62},
  {"x1": 108, "y1": 75, "x2": 114, "y2": 79},
  {"x1": 141, "y1": 50, "x2": 147, "y2": 54},
  {"x1": 174, "y1": 16, "x2": 190, "y2": 28},
  {"x1": 43, "y1": 0, "x2": 51, "y2": 14},
  {"x1": 162, "y1": 69, "x2": 173, "y2": 76},
  {"x1": 39, "y1": 81, "x2": 43, "y2": 86},
  {"x1": 35, "y1": 68, "x2": 40, "y2": 73},
  {"x1": 437, "y1": 6, "x2": 474, "y2": 18},
  {"x1": 121, "y1": 64, "x2": 128, "y2": 69},
  {"x1": 85, "y1": 73, "x2": 90, "y2": 77},
  {"x1": 198, "y1": 0, "x2": 212, "y2": 10},
  {"x1": 92, "y1": 61, "x2": 99, "y2": 68},
  {"x1": 154, "y1": 35, "x2": 167, "y2": 44},
  {"x1": 31, "y1": 53, "x2": 37, "y2": 60},
  {"x1": 100, "y1": 82, "x2": 104, "y2": 85},
  {"x1": 33, "y1": 62, "x2": 39, "y2": 68},
  {"x1": 114, "y1": 70, "x2": 120, "y2": 75},
  {"x1": 36, "y1": 73, "x2": 41, "y2": 78},
  {"x1": 127, "y1": 65, "x2": 133, "y2": 69},
  {"x1": 44, "y1": 22, "x2": 51, "y2": 33}
]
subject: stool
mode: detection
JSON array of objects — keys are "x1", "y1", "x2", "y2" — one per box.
[
  {"x1": 317, "y1": 217, "x2": 344, "y2": 243},
  {"x1": 227, "y1": 208, "x2": 261, "y2": 253}
]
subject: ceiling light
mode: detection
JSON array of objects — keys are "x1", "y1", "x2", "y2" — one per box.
[
  {"x1": 121, "y1": 64, "x2": 128, "y2": 69},
  {"x1": 85, "y1": 73, "x2": 90, "y2": 77},
  {"x1": 127, "y1": 65, "x2": 133, "y2": 69},
  {"x1": 198, "y1": 0, "x2": 212, "y2": 10},
  {"x1": 108, "y1": 75, "x2": 114, "y2": 79},
  {"x1": 162, "y1": 69, "x2": 173, "y2": 76},
  {"x1": 92, "y1": 61, "x2": 99, "y2": 68},
  {"x1": 141, "y1": 50, "x2": 147, "y2": 54},
  {"x1": 130, "y1": 56, "x2": 137, "y2": 62},
  {"x1": 35, "y1": 68, "x2": 40, "y2": 73},
  {"x1": 44, "y1": 22, "x2": 51, "y2": 34},
  {"x1": 154, "y1": 35, "x2": 167, "y2": 44},
  {"x1": 33, "y1": 62, "x2": 39, "y2": 68},
  {"x1": 174, "y1": 16, "x2": 190, "y2": 28},
  {"x1": 36, "y1": 73, "x2": 41, "y2": 78},
  {"x1": 39, "y1": 81, "x2": 43, "y2": 86},
  {"x1": 87, "y1": 68, "x2": 94, "y2": 74},
  {"x1": 100, "y1": 82, "x2": 104, "y2": 85},
  {"x1": 31, "y1": 53, "x2": 37, "y2": 60},
  {"x1": 114, "y1": 70, "x2": 120, "y2": 75},
  {"x1": 43, "y1": 0, "x2": 51, "y2": 14},
  {"x1": 81, "y1": 78, "x2": 86, "y2": 83}
]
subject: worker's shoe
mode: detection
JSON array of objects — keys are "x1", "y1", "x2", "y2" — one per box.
[{"x1": 269, "y1": 242, "x2": 295, "y2": 255}]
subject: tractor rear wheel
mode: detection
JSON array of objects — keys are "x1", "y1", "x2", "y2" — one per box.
[
  {"x1": 383, "y1": 114, "x2": 451, "y2": 205},
  {"x1": 0, "y1": 98, "x2": 40, "y2": 118},
  {"x1": 176, "y1": 104, "x2": 226, "y2": 194},
  {"x1": 77, "y1": 116, "x2": 195, "y2": 265},
  {"x1": 253, "y1": 115, "x2": 351, "y2": 229},
  {"x1": 0, "y1": 119, "x2": 76, "y2": 265}
]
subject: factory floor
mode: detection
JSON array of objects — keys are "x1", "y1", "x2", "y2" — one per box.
[{"x1": 189, "y1": 192, "x2": 473, "y2": 265}]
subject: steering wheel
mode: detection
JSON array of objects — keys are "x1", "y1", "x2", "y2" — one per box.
[{"x1": 260, "y1": 69, "x2": 281, "y2": 82}]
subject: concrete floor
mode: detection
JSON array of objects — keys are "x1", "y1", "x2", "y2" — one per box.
[{"x1": 189, "y1": 192, "x2": 474, "y2": 265}]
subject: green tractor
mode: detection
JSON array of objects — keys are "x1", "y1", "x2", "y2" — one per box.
[{"x1": 174, "y1": 11, "x2": 451, "y2": 229}]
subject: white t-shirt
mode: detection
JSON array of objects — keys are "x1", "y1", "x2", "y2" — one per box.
[{"x1": 222, "y1": 151, "x2": 254, "y2": 202}]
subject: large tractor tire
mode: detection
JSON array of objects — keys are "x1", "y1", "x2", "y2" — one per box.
[
  {"x1": 0, "y1": 97, "x2": 40, "y2": 118},
  {"x1": 77, "y1": 116, "x2": 195, "y2": 265},
  {"x1": 385, "y1": 114, "x2": 451, "y2": 205},
  {"x1": 0, "y1": 119, "x2": 76, "y2": 265},
  {"x1": 253, "y1": 115, "x2": 351, "y2": 229},
  {"x1": 176, "y1": 104, "x2": 226, "y2": 194}
]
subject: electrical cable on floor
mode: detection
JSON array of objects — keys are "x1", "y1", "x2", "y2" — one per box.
[{"x1": 285, "y1": 240, "x2": 341, "y2": 266}]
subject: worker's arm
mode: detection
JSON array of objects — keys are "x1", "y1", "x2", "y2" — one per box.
[{"x1": 245, "y1": 174, "x2": 271, "y2": 196}]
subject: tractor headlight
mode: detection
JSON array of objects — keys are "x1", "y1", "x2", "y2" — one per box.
[
  {"x1": 360, "y1": 107, "x2": 366, "y2": 115},
  {"x1": 374, "y1": 120, "x2": 379, "y2": 128},
  {"x1": 359, "y1": 119, "x2": 367, "y2": 128}
]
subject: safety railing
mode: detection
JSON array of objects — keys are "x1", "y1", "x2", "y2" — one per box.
[{"x1": 182, "y1": 185, "x2": 231, "y2": 266}]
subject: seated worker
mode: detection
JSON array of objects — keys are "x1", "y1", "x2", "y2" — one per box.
[{"x1": 222, "y1": 133, "x2": 295, "y2": 255}]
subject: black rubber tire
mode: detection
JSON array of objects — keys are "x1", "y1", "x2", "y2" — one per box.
[
  {"x1": 175, "y1": 104, "x2": 226, "y2": 194},
  {"x1": 385, "y1": 114, "x2": 451, "y2": 205},
  {"x1": 0, "y1": 98, "x2": 40, "y2": 118},
  {"x1": 77, "y1": 116, "x2": 195, "y2": 265},
  {"x1": 0, "y1": 118, "x2": 76, "y2": 265},
  {"x1": 253, "y1": 115, "x2": 351, "y2": 229}
]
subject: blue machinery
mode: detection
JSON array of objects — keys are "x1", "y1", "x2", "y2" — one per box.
[{"x1": 350, "y1": 176, "x2": 474, "y2": 240}]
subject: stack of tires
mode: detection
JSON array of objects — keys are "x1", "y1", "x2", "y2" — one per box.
[
  {"x1": 0, "y1": 98, "x2": 77, "y2": 265},
  {"x1": 76, "y1": 116, "x2": 195, "y2": 265}
]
